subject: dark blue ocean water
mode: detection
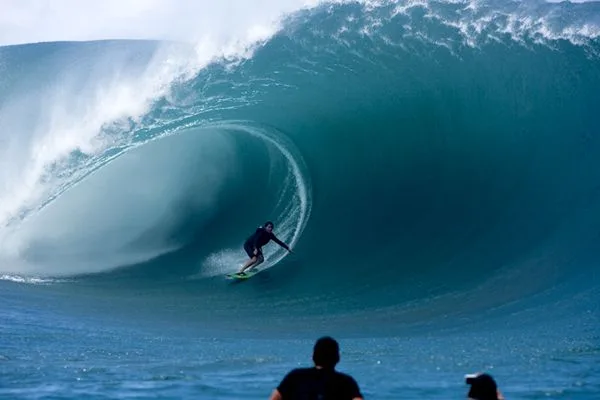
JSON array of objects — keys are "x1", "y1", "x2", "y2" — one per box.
[{"x1": 1, "y1": 0, "x2": 599, "y2": 398}]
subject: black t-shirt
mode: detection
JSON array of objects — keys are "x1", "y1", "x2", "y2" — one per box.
[
  {"x1": 245, "y1": 227, "x2": 288, "y2": 250},
  {"x1": 277, "y1": 367, "x2": 362, "y2": 400}
]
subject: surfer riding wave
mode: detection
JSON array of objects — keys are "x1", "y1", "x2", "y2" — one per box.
[{"x1": 237, "y1": 221, "x2": 292, "y2": 275}]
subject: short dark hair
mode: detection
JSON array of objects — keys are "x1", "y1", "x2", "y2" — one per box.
[
  {"x1": 312, "y1": 336, "x2": 340, "y2": 369},
  {"x1": 264, "y1": 221, "x2": 274, "y2": 228},
  {"x1": 467, "y1": 373, "x2": 498, "y2": 400}
]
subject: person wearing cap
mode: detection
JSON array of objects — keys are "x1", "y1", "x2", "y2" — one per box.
[
  {"x1": 466, "y1": 373, "x2": 505, "y2": 400},
  {"x1": 237, "y1": 221, "x2": 292, "y2": 275},
  {"x1": 269, "y1": 336, "x2": 363, "y2": 400}
]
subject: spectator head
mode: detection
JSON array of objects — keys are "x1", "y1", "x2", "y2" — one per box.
[
  {"x1": 467, "y1": 373, "x2": 499, "y2": 400},
  {"x1": 312, "y1": 336, "x2": 340, "y2": 369}
]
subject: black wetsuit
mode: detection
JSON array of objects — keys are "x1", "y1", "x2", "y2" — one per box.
[
  {"x1": 243, "y1": 227, "x2": 289, "y2": 258},
  {"x1": 276, "y1": 367, "x2": 362, "y2": 400}
]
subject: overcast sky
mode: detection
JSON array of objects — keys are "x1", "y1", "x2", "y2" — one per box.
[
  {"x1": 1, "y1": 1, "x2": 595, "y2": 46},
  {"x1": 0, "y1": 0, "x2": 323, "y2": 46}
]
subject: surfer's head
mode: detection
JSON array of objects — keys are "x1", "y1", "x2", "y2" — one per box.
[
  {"x1": 264, "y1": 221, "x2": 274, "y2": 232},
  {"x1": 312, "y1": 336, "x2": 340, "y2": 369},
  {"x1": 466, "y1": 373, "x2": 499, "y2": 400}
]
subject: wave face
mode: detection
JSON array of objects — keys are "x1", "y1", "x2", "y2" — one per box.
[{"x1": 1, "y1": 0, "x2": 600, "y2": 328}]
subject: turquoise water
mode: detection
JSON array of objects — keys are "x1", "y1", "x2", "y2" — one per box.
[
  {"x1": 1, "y1": 279, "x2": 598, "y2": 399},
  {"x1": 1, "y1": 0, "x2": 599, "y2": 398}
]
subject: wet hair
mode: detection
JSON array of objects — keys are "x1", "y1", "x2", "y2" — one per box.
[
  {"x1": 467, "y1": 373, "x2": 499, "y2": 400},
  {"x1": 312, "y1": 336, "x2": 340, "y2": 369},
  {"x1": 264, "y1": 221, "x2": 274, "y2": 228}
]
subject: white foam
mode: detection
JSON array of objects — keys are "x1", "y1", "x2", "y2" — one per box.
[
  {"x1": 372, "y1": 0, "x2": 600, "y2": 49},
  {"x1": 0, "y1": 274, "x2": 63, "y2": 285}
]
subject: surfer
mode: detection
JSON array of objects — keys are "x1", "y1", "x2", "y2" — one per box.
[
  {"x1": 237, "y1": 221, "x2": 292, "y2": 275},
  {"x1": 269, "y1": 336, "x2": 364, "y2": 400}
]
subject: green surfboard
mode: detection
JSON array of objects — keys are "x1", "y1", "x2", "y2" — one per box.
[{"x1": 225, "y1": 269, "x2": 260, "y2": 280}]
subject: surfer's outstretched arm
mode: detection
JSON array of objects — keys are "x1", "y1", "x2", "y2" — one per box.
[{"x1": 271, "y1": 235, "x2": 291, "y2": 252}]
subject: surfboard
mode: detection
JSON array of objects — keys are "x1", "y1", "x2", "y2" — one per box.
[{"x1": 226, "y1": 269, "x2": 260, "y2": 280}]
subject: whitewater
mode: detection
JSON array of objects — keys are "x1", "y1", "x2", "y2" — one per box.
[{"x1": 1, "y1": 0, "x2": 599, "y2": 399}]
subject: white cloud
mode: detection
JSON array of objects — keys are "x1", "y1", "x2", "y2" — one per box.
[{"x1": 0, "y1": 0, "x2": 323, "y2": 46}]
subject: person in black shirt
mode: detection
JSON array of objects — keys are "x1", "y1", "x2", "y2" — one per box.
[
  {"x1": 237, "y1": 221, "x2": 292, "y2": 275},
  {"x1": 269, "y1": 336, "x2": 364, "y2": 400}
]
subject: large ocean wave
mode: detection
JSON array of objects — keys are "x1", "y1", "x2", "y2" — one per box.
[{"x1": 1, "y1": 0, "x2": 599, "y2": 327}]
